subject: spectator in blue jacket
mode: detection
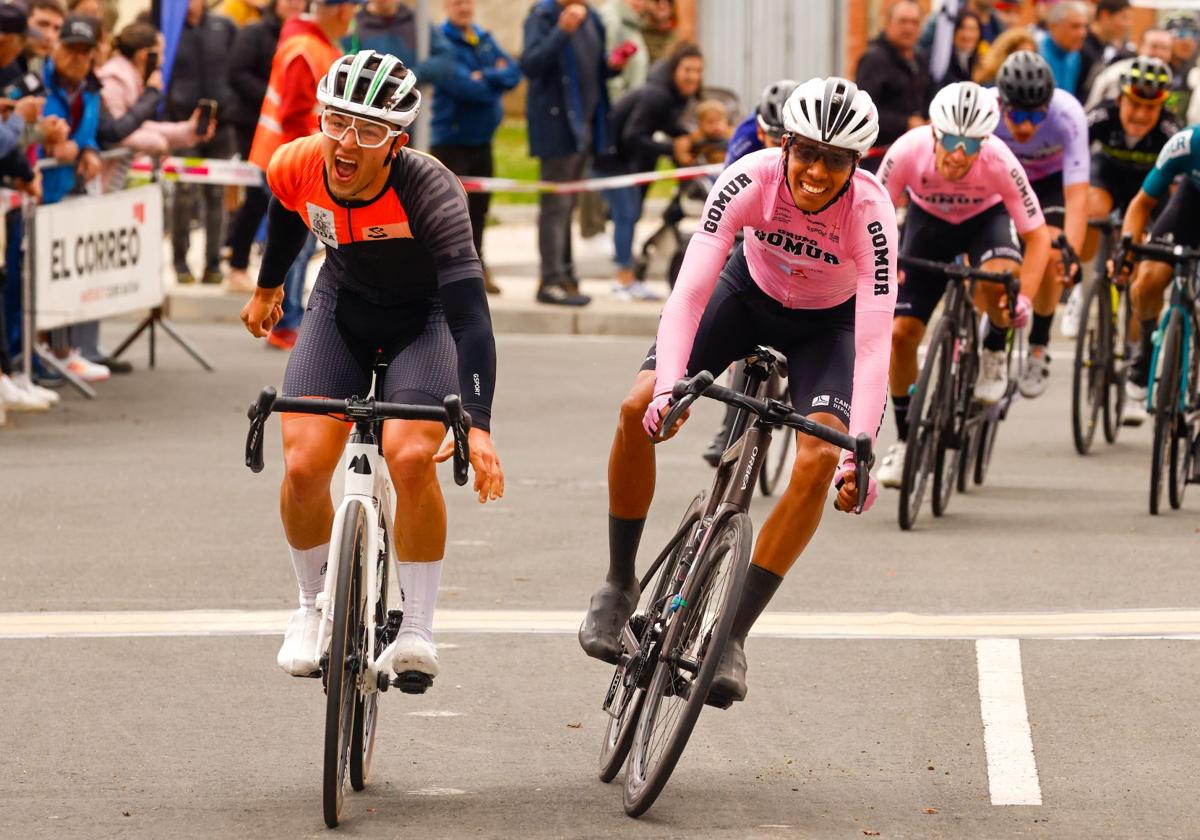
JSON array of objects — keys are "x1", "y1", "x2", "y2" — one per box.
[
  {"x1": 431, "y1": 0, "x2": 519, "y2": 295},
  {"x1": 520, "y1": 0, "x2": 614, "y2": 307}
]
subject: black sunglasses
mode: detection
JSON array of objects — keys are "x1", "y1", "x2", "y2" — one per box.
[{"x1": 786, "y1": 136, "x2": 858, "y2": 172}]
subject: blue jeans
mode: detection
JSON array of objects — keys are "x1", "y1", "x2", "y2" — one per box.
[
  {"x1": 279, "y1": 234, "x2": 317, "y2": 331},
  {"x1": 600, "y1": 185, "x2": 645, "y2": 270}
]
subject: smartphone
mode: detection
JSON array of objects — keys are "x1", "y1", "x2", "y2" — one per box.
[
  {"x1": 6, "y1": 72, "x2": 45, "y2": 100},
  {"x1": 143, "y1": 51, "x2": 159, "y2": 83},
  {"x1": 196, "y1": 98, "x2": 217, "y2": 135}
]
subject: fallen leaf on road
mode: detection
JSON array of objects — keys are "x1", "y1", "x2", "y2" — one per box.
[
  {"x1": 121, "y1": 811, "x2": 131, "y2": 817},
  {"x1": 863, "y1": 832, "x2": 880, "y2": 837},
  {"x1": 924, "y1": 808, "x2": 939, "y2": 815},
  {"x1": 567, "y1": 722, "x2": 582, "y2": 729}
]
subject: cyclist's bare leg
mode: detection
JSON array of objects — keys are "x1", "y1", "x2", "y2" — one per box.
[
  {"x1": 976, "y1": 256, "x2": 1021, "y2": 328},
  {"x1": 280, "y1": 415, "x2": 351, "y2": 549},
  {"x1": 608, "y1": 370, "x2": 658, "y2": 520},
  {"x1": 1129, "y1": 260, "x2": 1173, "y2": 385},
  {"x1": 1082, "y1": 188, "x2": 1113, "y2": 262},
  {"x1": 382, "y1": 419, "x2": 450, "y2": 562},
  {"x1": 1035, "y1": 223, "x2": 1066, "y2": 318},
  {"x1": 749, "y1": 412, "x2": 844, "y2": 578},
  {"x1": 890, "y1": 315, "x2": 926, "y2": 396}
]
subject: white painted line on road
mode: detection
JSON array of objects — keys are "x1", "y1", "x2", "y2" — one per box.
[
  {"x1": 406, "y1": 710, "x2": 462, "y2": 717},
  {"x1": 976, "y1": 639, "x2": 1042, "y2": 806},
  {"x1": 406, "y1": 788, "x2": 466, "y2": 796},
  {"x1": 3, "y1": 608, "x2": 1200, "y2": 640}
]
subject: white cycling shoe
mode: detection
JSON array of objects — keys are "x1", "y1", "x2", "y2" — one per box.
[
  {"x1": 877, "y1": 441, "x2": 906, "y2": 488},
  {"x1": 1060, "y1": 285, "x2": 1083, "y2": 339},
  {"x1": 1018, "y1": 347, "x2": 1051, "y2": 399},
  {"x1": 382, "y1": 632, "x2": 440, "y2": 678},
  {"x1": 975, "y1": 349, "x2": 1009, "y2": 405},
  {"x1": 277, "y1": 606, "x2": 326, "y2": 677},
  {"x1": 1123, "y1": 380, "x2": 1148, "y2": 427}
]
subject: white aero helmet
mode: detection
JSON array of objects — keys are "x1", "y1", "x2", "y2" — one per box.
[
  {"x1": 781, "y1": 76, "x2": 879, "y2": 156},
  {"x1": 929, "y1": 82, "x2": 999, "y2": 139},
  {"x1": 317, "y1": 50, "x2": 422, "y2": 128}
]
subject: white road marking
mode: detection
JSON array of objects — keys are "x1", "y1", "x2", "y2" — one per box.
[
  {"x1": 405, "y1": 788, "x2": 466, "y2": 796},
  {"x1": 976, "y1": 639, "x2": 1042, "y2": 806},
  {"x1": 3, "y1": 608, "x2": 1200, "y2": 640},
  {"x1": 406, "y1": 710, "x2": 462, "y2": 718}
]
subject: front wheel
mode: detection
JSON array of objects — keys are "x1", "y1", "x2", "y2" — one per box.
[
  {"x1": 1151, "y1": 311, "x2": 1183, "y2": 515},
  {"x1": 623, "y1": 512, "x2": 752, "y2": 818},
  {"x1": 350, "y1": 507, "x2": 388, "y2": 791},
  {"x1": 323, "y1": 501, "x2": 368, "y2": 828},
  {"x1": 899, "y1": 319, "x2": 952, "y2": 530},
  {"x1": 973, "y1": 413, "x2": 1000, "y2": 486},
  {"x1": 1072, "y1": 278, "x2": 1109, "y2": 455}
]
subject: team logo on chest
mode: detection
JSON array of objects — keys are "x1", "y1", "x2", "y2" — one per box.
[
  {"x1": 359, "y1": 222, "x2": 413, "y2": 241},
  {"x1": 306, "y1": 203, "x2": 339, "y2": 249}
]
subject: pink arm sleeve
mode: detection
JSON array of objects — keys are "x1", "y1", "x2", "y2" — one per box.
[
  {"x1": 847, "y1": 199, "x2": 899, "y2": 446},
  {"x1": 652, "y1": 160, "x2": 760, "y2": 397},
  {"x1": 994, "y1": 143, "x2": 1046, "y2": 234},
  {"x1": 875, "y1": 130, "x2": 913, "y2": 206}
]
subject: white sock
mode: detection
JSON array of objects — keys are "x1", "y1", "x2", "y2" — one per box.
[
  {"x1": 397, "y1": 560, "x2": 442, "y2": 642},
  {"x1": 289, "y1": 543, "x2": 329, "y2": 608}
]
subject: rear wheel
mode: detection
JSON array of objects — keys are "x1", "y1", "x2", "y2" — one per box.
[
  {"x1": 973, "y1": 413, "x2": 1000, "y2": 486},
  {"x1": 623, "y1": 513, "x2": 752, "y2": 817},
  {"x1": 1103, "y1": 282, "x2": 1133, "y2": 442},
  {"x1": 598, "y1": 493, "x2": 706, "y2": 783},
  {"x1": 1150, "y1": 310, "x2": 1182, "y2": 515},
  {"x1": 1169, "y1": 325, "x2": 1197, "y2": 510},
  {"x1": 899, "y1": 319, "x2": 952, "y2": 530},
  {"x1": 1072, "y1": 279, "x2": 1109, "y2": 454},
  {"x1": 323, "y1": 501, "x2": 367, "y2": 828}
]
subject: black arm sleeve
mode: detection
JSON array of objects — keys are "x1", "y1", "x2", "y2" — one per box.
[
  {"x1": 256, "y1": 197, "x2": 310, "y2": 288},
  {"x1": 439, "y1": 276, "x2": 497, "y2": 432}
]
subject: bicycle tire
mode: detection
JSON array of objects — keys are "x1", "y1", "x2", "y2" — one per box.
[
  {"x1": 323, "y1": 501, "x2": 367, "y2": 828},
  {"x1": 350, "y1": 506, "x2": 388, "y2": 791},
  {"x1": 973, "y1": 413, "x2": 999, "y2": 486},
  {"x1": 899, "y1": 318, "x2": 952, "y2": 530},
  {"x1": 759, "y1": 372, "x2": 792, "y2": 497},
  {"x1": 1103, "y1": 283, "x2": 1133, "y2": 443},
  {"x1": 1150, "y1": 310, "x2": 1182, "y2": 515},
  {"x1": 1169, "y1": 321, "x2": 1197, "y2": 510},
  {"x1": 933, "y1": 326, "x2": 975, "y2": 516},
  {"x1": 956, "y1": 421, "x2": 975, "y2": 493},
  {"x1": 623, "y1": 512, "x2": 752, "y2": 817},
  {"x1": 1072, "y1": 279, "x2": 1108, "y2": 455},
  {"x1": 598, "y1": 492, "x2": 706, "y2": 783}
]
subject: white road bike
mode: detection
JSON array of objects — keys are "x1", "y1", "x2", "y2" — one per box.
[{"x1": 245, "y1": 378, "x2": 470, "y2": 828}]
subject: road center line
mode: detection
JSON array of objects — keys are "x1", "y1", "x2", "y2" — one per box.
[
  {"x1": 1, "y1": 608, "x2": 1200, "y2": 640},
  {"x1": 976, "y1": 639, "x2": 1042, "y2": 806}
]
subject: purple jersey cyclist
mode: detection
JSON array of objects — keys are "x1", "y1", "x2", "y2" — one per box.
[{"x1": 992, "y1": 51, "x2": 1090, "y2": 398}]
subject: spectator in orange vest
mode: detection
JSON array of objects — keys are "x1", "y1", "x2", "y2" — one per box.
[{"x1": 248, "y1": 0, "x2": 359, "y2": 350}]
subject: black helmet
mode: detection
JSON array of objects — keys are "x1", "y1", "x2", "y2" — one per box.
[
  {"x1": 1120, "y1": 56, "x2": 1173, "y2": 103},
  {"x1": 756, "y1": 79, "x2": 799, "y2": 140},
  {"x1": 996, "y1": 50, "x2": 1055, "y2": 110}
]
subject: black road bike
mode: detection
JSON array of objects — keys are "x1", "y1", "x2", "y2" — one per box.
[
  {"x1": 596, "y1": 350, "x2": 872, "y2": 817},
  {"x1": 895, "y1": 257, "x2": 1021, "y2": 530},
  {"x1": 244, "y1": 371, "x2": 470, "y2": 827}
]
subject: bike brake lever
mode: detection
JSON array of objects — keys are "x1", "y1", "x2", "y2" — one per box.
[
  {"x1": 654, "y1": 371, "x2": 715, "y2": 444},
  {"x1": 854, "y1": 434, "x2": 872, "y2": 514},
  {"x1": 443, "y1": 395, "x2": 471, "y2": 487},
  {"x1": 244, "y1": 387, "x2": 276, "y2": 473}
]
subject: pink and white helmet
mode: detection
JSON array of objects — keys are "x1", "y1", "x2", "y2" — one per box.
[{"x1": 781, "y1": 76, "x2": 879, "y2": 156}]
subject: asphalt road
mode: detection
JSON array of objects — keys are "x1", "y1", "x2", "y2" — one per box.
[{"x1": 3, "y1": 324, "x2": 1199, "y2": 839}]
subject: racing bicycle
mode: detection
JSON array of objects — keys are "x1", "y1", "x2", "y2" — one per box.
[
  {"x1": 595, "y1": 349, "x2": 872, "y2": 817},
  {"x1": 244, "y1": 370, "x2": 470, "y2": 827},
  {"x1": 895, "y1": 256, "x2": 1022, "y2": 530}
]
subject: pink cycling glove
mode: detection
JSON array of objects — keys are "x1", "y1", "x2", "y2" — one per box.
[
  {"x1": 834, "y1": 457, "x2": 878, "y2": 514},
  {"x1": 1013, "y1": 294, "x2": 1033, "y2": 330},
  {"x1": 642, "y1": 393, "x2": 673, "y2": 437}
]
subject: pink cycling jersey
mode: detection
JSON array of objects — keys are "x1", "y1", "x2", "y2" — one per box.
[
  {"x1": 878, "y1": 126, "x2": 1046, "y2": 234},
  {"x1": 655, "y1": 147, "x2": 898, "y2": 445}
]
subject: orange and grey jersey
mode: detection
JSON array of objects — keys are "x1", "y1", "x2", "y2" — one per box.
[{"x1": 258, "y1": 134, "x2": 496, "y2": 429}]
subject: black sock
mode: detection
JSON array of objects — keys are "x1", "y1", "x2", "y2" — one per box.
[
  {"x1": 1030, "y1": 312, "x2": 1053, "y2": 348},
  {"x1": 607, "y1": 514, "x2": 644, "y2": 589},
  {"x1": 892, "y1": 393, "x2": 911, "y2": 441},
  {"x1": 730, "y1": 564, "x2": 784, "y2": 644},
  {"x1": 1133, "y1": 318, "x2": 1157, "y2": 386},
  {"x1": 983, "y1": 322, "x2": 1008, "y2": 351}
]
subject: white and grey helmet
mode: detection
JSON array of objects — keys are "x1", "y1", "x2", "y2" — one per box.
[
  {"x1": 756, "y1": 79, "x2": 799, "y2": 139},
  {"x1": 781, "y1": 76, "x2": 879, "y2": 156},
  {"x1": 929, "y1": 82, "x2": 999, "y2": 139},
  {"x1": 317, "y1": 50, "x2": 421, "y2": 128}
]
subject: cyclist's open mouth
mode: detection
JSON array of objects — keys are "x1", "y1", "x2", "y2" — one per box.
[
  {"x1": 799, "y1": 180, "x2": 829, "y2": 196},
  {"x1": 333, "y1": 156, "x2": 359, "y2": 182}
]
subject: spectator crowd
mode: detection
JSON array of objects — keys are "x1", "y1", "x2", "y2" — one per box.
[{"x1": 3, "y1": 0, "x2": 1199, "y2": 423}]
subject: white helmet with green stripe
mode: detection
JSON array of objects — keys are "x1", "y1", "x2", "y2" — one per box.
[{"x1": 317, "y1": 50, "x2": 421, "y2": 127}]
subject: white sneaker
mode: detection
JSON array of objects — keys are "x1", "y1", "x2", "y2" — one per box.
[
  {"x1": 384, "y1": 632, "x2": 439, "y2": 678},
  {"x1": 1061, "y1": 285, "x2": 1084, "y2": 339},
  {"x1": 277, "y1": 606, "x2": 325, "y2": 676},
  {"x1": 0, "y1": 374, "x2": 49, "y2": 412},
  {"x1": 65, "y1": 350, "x2": 110, "y2": 382},
  {"x1": 627, "y1": 280, "x2": 663, "y2": 301},
  {"x1": 1018, "y1": 347, "x2": 1051, "y2": 398},
  {"x1": 11, "y1": 372, "x2": 59, "y2": 404},
  {"x1": 976, "y1": 349, "x2": 1009, "y2": 405},
  {"x1": 1123, "y1": 380, "x2": 1148, "y2": 427},
  {"x1": 610, "y1": 282, "x2": 634, "y2": 302},
  {"x1": 877, "y1": 441, "x2": 906, "y2": 488}
]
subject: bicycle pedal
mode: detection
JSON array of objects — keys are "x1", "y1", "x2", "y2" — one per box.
[{"x1": 393, "y1": 670, "x2": 434, "y2": 694}]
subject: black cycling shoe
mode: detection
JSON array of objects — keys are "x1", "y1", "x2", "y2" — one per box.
[
  {"x1": 578, "y1": 581, "x2": 640, "y2": 663},
  {"x1": 707, "y1": 638, "x2": 747, "y2": 705}
]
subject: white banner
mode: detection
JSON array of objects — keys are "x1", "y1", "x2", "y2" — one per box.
[{"x1": 34, "y1": 185, "x2": 164, "y2": 331}]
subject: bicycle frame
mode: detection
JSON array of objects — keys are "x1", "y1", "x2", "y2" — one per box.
[
  {"x1": 1145, "y1": 261, "x2": 1200, "y2": 415},
  {"x1": 315, "y1": 419, "x2": 397, "y2": 698}
]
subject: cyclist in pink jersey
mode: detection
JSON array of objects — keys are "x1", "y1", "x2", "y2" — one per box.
[
  {"x1": 577, "y1": 78, "x2": 897, "y2": 704},
  {"x1": 874, "y1": 82, "x2": 1052, "y2": 486}
]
